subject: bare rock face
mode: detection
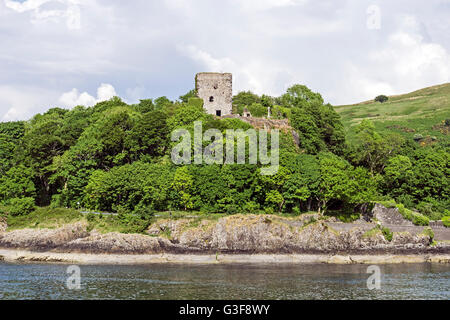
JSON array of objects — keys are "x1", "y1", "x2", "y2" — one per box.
[
  {"x1": 147, "y1": 215, "x2": 439, "y2": 254},
  {"x1": 60, "y1": 232, "x2": 175, "y2": 254},
  {"x1": 0, "y1": 222, "x2": 89, "y2": 251},
  {"x1": 147, "y1": 219, "x2": 192, "y2": 239},
  {"x1": 371, "y1": 203, "x2": 414, "y2": 226},
  {"x1": 0, "y1": 218, "x2": 6, "y2": 233},
  {"x1": 0, "y1": 214, "x2": 444, "y2": 255}
]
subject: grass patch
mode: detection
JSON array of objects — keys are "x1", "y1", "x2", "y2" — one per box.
[
  {"x1": 335, "y1": 83, "x2": 450, "y2": 145},
  {"x1": 421, "y1": 227, "x2": 435, "y2": 241},
  {"x1": 443, "y1": 216, "x2": 450, "y2": 228},
  {"x1": 381, "y1": 226, "x2": 393, "y2": 242},
  {"x1": 362, "y1": 227, "x2": 381, "y2": 239},
  {"x1": 6, "y1": 207, "x2": 83, "y2": 230},
  {"x1": 6, "y1": 207, "x2": 151, "y2": 234},
  {"x1": 325, "y1": 210, "x2": 360, "y2": 223},
  {"x1": 86, "y1": 213, "x2": 151, "y2": 234},
  {"x1": 363, "y1": 226, "x2": 392, "y2": 241}
]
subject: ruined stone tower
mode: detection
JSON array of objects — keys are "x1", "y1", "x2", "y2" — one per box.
[{"x1": 195, "y1": 72, "x2": 232, "y2": 116}]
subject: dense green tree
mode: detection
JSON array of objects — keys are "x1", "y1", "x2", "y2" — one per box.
[
  {"x1": 232, "y1": 91, "x2": 260, "y2": 114},
  {"x1": 409, "y1": 149, "x2": 449, "y2": 201},
  {"x1": 286, "y1": 84, "x2": 345, "y2": 155},
  {"x1": 350, "y1": 120, "x2": 405, "y2": 174},
  {"x1": 179, "y1": 89, "x2": 197, "y2": 103},
  {"x1": 317, "y1": 152, "x2": 351, "y2": 214},
  {"x1": 247, "y1": 103, "x2": 267, "y2": 118},
  {"x1": 167, "y1": 103, "x2": 210, "y2": 131},
  {"x1": 154, "y1": 96, "x2": 173, "y2": 110},
  {"x1": 383, "y1": 155, "x2": 414, "y2": 199},
  {"x1": 84, "y1": 162, "x2": 174, "y2": 212},
  {"x1": 0, "y1": 135, "x2": 17, "y2": 176},
  {"x1": 130, "y1": 110, "x2": 169, "y2": 159},
  {"x1": 375, "y1": 95, "x2": 389, "y2": 103},
  {"x1": 280, "y1": 84, "x2": 324, "y2": 108},
  {"x1": 172, "y1": 166, "x2": 194, "y2": 211},
  {"x1": 0, "y1": 84, "x2": 446, "y2": 220},
  {"x1": 0, "y1": 165, "x2": 36, "y2": 202},
  {"x1": 134, "y1": 99, "x2": 154, "y2": 113}
]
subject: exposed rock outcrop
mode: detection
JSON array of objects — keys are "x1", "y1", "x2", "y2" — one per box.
[
  {"x1": 0, "y1": 222, "x2": 89, "y2": 251},
  {"x1": 0, "y1": 212, "x2": 448, "y2": 255},
  {"x1": 370, "y1": 203, "x2": 414, "y2": 226},
  {"x1": 59, "y1": 231, "x2": 176, "y2": 254},
  {"x1": 146, "y1": 214, "x2": 445, "y2": 254},
  {"x1": 0, "y1": 218, "x2": 6, "y2": 233}
]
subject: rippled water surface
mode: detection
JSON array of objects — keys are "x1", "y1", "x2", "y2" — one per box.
[{"x1": 0, "y1": 262, "x2": 449, "y2": 299}]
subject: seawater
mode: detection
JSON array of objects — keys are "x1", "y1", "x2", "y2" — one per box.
[{"x1": 0, "y1": 262, "x2": 448, "y2": 300}]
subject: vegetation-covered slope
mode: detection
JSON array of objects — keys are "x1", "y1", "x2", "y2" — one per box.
[
  {"x1": 0, "y1": 83, "x2": 448, "y2": 229},
  {"x1": 335, "y1": 83, "x2": 450, "y2": 144}
]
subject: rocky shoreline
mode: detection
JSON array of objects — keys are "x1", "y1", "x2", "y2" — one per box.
[
  {"x1": 1, "y1": 248, "x2": 449, "y2": 265},
  {"x1": 0, "y1": 206, "x2": 449, "y2": 264}
]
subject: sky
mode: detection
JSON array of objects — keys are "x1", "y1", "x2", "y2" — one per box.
[{"x1": 0, "y1": 0, "x2": 449, "y2": 121}]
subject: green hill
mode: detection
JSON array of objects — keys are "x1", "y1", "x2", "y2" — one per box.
[{"x1": 335, "y1": 83, "x2": 450, "y2": 144}]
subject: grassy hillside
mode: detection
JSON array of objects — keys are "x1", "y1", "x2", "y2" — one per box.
[{"x1": 335, "y1": 83, "x2": 450, "y2": 144}]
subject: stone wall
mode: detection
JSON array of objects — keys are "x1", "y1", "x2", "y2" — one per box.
[
  {"x1": 222, "y1": 114, "x2": 299, "y2": 147},
  {"x1": 196, "y1": 72, "x2": 232, "y2": 116},
  {"x1": 222, "y1": 114, "x2": 291, "y2": 132}
]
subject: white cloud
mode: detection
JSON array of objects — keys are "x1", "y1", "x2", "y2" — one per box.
[
  {"x1": 4, "y1": 0, "x2": 81, "y2": 29},
  {"x1": 0, "y1": 85, "x2": 59, "y2": 121},
  {"x1": 371, "y1": 31, "x2": 450, "y2": 85},
  {"x1": 232, "y1": 0, "x2": 308, "y2": 11},
  {"x1": 179, "y1": 44, "x2": 295, "y2": 96},
  {"x1": 336, "y1": 15, "x2": 450, "y2": 104},
  {"x1": 58, "y1": 83, "x2": 117, "y2": 108},
  {"x1": 4, "y1": 0, "x2": 53, "y2": 13},
  {"x1": 1, "y1": 0, "x2": 450, "y2": 117}
]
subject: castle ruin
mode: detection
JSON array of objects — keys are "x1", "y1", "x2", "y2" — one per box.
[{"x1": 195, "y1": 72, "x2": 232, "y2": 116}]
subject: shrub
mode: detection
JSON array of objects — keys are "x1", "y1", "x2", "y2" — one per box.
[
  {"x1": 396, "y1": 202, "x2": 429, "y2": 226},
  {"x1": 225, "y1": 204, "x2": 239, "y2": 215},
  {"x1": 187, "y1": 97, "x2": 204, "y2": 109},
  {"x1": 411, "y1": 212, "x2": 430, "y2": 226},
  {"x1": 7, "y1": 197, "x2": 36, "y2": 216},
  {"x1": 116, "y1": 212, "x2": 151, "y2": 234},
  {"x1": 264, "y1": 207, "x2": 274, "y2": 215},
  {"x1": 417, "y1": 202, "x2": 436, "y2": 217},
  {"x1": 443, "y1": 216, "x2": 450, "y2": 228},
  {"x1": 133, "y1": 203, "x2": 154, "y2": 219},
  {"x1": 375, "y1": 95, "x2": 388, "y2": 103},
  {"x1": 50, "y1": 194, "x2": 63, "y2": 209},
  {"x1": 381, "y1": 226, "x2": 393, "y2": 242},
  {"x1": 377, "y1": 200, "x2": 397, "y2": 208},
  {"x1": 335, "y1": 212, "x2": 360, "y2": 223},
  {"x1": 421, "y1": 227, "x2": 434, "y2": 240},
  {"x1": 243, "y1": 201, "x2": 260, "y2": 213},
  {"x1": 396, "y1": 194, "x2": 416, "y2": 209}
]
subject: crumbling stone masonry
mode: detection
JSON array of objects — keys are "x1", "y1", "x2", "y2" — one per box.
[{"x1": 195, "y1": 72, "x2": 232, "y2": 116}]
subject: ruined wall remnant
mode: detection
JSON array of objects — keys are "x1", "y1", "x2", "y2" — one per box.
[
  {"x1": 196, "y1": 72, "x2": 232, "y2": 116},
  {"x1": 222, "y1": 114, "x2": 291, "y2": 132}
]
